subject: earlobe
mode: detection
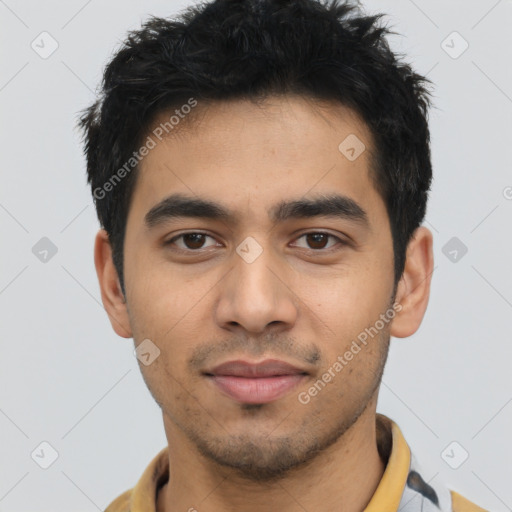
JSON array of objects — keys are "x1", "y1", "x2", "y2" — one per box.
[
  {"x1": 390, "y1": 226, "x2": 434, "y2": 339},
  {"x1": 94, "y1": 229, "x2": 132, "y2": 338}
]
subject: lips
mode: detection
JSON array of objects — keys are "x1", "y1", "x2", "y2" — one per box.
[
  {"x1": 208, "y1": 359, "x2": 307, "y2": 377},
  {"x1": 205, "y1": 359, "x2": 308, "y2": 404}
]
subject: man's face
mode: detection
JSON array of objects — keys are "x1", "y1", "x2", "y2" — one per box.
[{"x1": 122, "y1": 95, "x2": 396, "y2": 480}]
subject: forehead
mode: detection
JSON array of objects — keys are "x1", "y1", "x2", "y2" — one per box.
[{"x1": 128, "y1": 95, "x2": 383, "y2": 227}]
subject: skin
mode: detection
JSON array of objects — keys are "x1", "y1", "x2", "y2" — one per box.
[{"x1": 94, "y1": 95, "x2": 434, "y2": 512}]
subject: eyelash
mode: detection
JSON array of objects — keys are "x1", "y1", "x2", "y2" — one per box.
[{"x1": 163, "y1": 231, "x2": 347, "y2": 253}]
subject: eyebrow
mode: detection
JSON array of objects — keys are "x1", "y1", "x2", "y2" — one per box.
[{"x1": 144, "y1": 193, "x2": 370, "y2": 229}]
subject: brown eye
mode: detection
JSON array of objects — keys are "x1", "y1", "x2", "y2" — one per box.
[
  {"x1": 294, "y1": 232, "x2": 342, "y2": 251},
  {"x1": 182, "y1": 233, "x2": 207, "y2": 249},
  {"x1": 165, "y1": 232, "x2": 218, "y2": 251},
  {"x1": 305, "y1": 233, "x2": 329, "y2": 249}
]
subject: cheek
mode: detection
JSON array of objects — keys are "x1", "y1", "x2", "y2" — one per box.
[
  {"x1": 126, "y1": 255, "x2": 200, "y2": 335},
  {"x1": 295, "y1": 337, "x2": 386, "y2": 428},
  {"x1": 306, "y1": 264, "x2": 392, "y2": 340},
  {"x1": 127, "y1": 266, "x2": 215, "y2": 378}
]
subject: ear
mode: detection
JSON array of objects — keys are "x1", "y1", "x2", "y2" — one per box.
[
  {"x1": 390, "y1": 226, "x2": 434, "y2": 338},
  {"x1": 94, "y1": 229, "x2": 132, "y2": 338}
]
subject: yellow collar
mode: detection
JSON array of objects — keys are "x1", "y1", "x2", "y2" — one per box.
[{"x1": 364, "y1": 414, "x2": 411, "y2": 511}]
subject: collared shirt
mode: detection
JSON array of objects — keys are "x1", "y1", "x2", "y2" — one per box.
[{"x1": 104, "y1": 414, "x2": 487, "y2": 512}]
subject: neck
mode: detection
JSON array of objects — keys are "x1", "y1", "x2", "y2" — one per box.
[{"x1": 157, "y1": 404, "x2": 386, "y2": 512}]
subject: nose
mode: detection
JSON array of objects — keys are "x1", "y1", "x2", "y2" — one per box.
[{"x1": 214, "y1": 240, "x2": 299, "y2": 335}]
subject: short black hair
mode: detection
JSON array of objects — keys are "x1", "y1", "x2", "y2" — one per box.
[{"x1": 78, "y1": 0, "x2": 433, "y2": 297}]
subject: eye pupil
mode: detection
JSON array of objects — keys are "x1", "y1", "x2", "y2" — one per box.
[
  {"x1": 307, "y1": 233, "x2": 328, "y2": 249},
  {"x1": 184, "y1": 233, "x2": 205, "y2": 249}
]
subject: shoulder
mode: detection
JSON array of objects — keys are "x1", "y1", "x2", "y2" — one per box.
[
  {"x1": 450, "y1": 490, "x2": 489, "y2": 512},
  {"x1": 104, "y1": 488, "x2": 133, "y2": 512}
]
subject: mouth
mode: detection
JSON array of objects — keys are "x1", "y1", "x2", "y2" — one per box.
[{"x1": 203, "y1": 359, "x2": 309, "y2": 404}]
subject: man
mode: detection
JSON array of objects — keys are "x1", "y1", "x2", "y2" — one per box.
[{"x1": 78, "y1": 0, "x2": 488, "y2": 510}]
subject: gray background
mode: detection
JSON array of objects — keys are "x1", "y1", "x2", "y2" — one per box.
[{"x1": 1, "y1": 0, "x2": 511, "y2": 510}]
